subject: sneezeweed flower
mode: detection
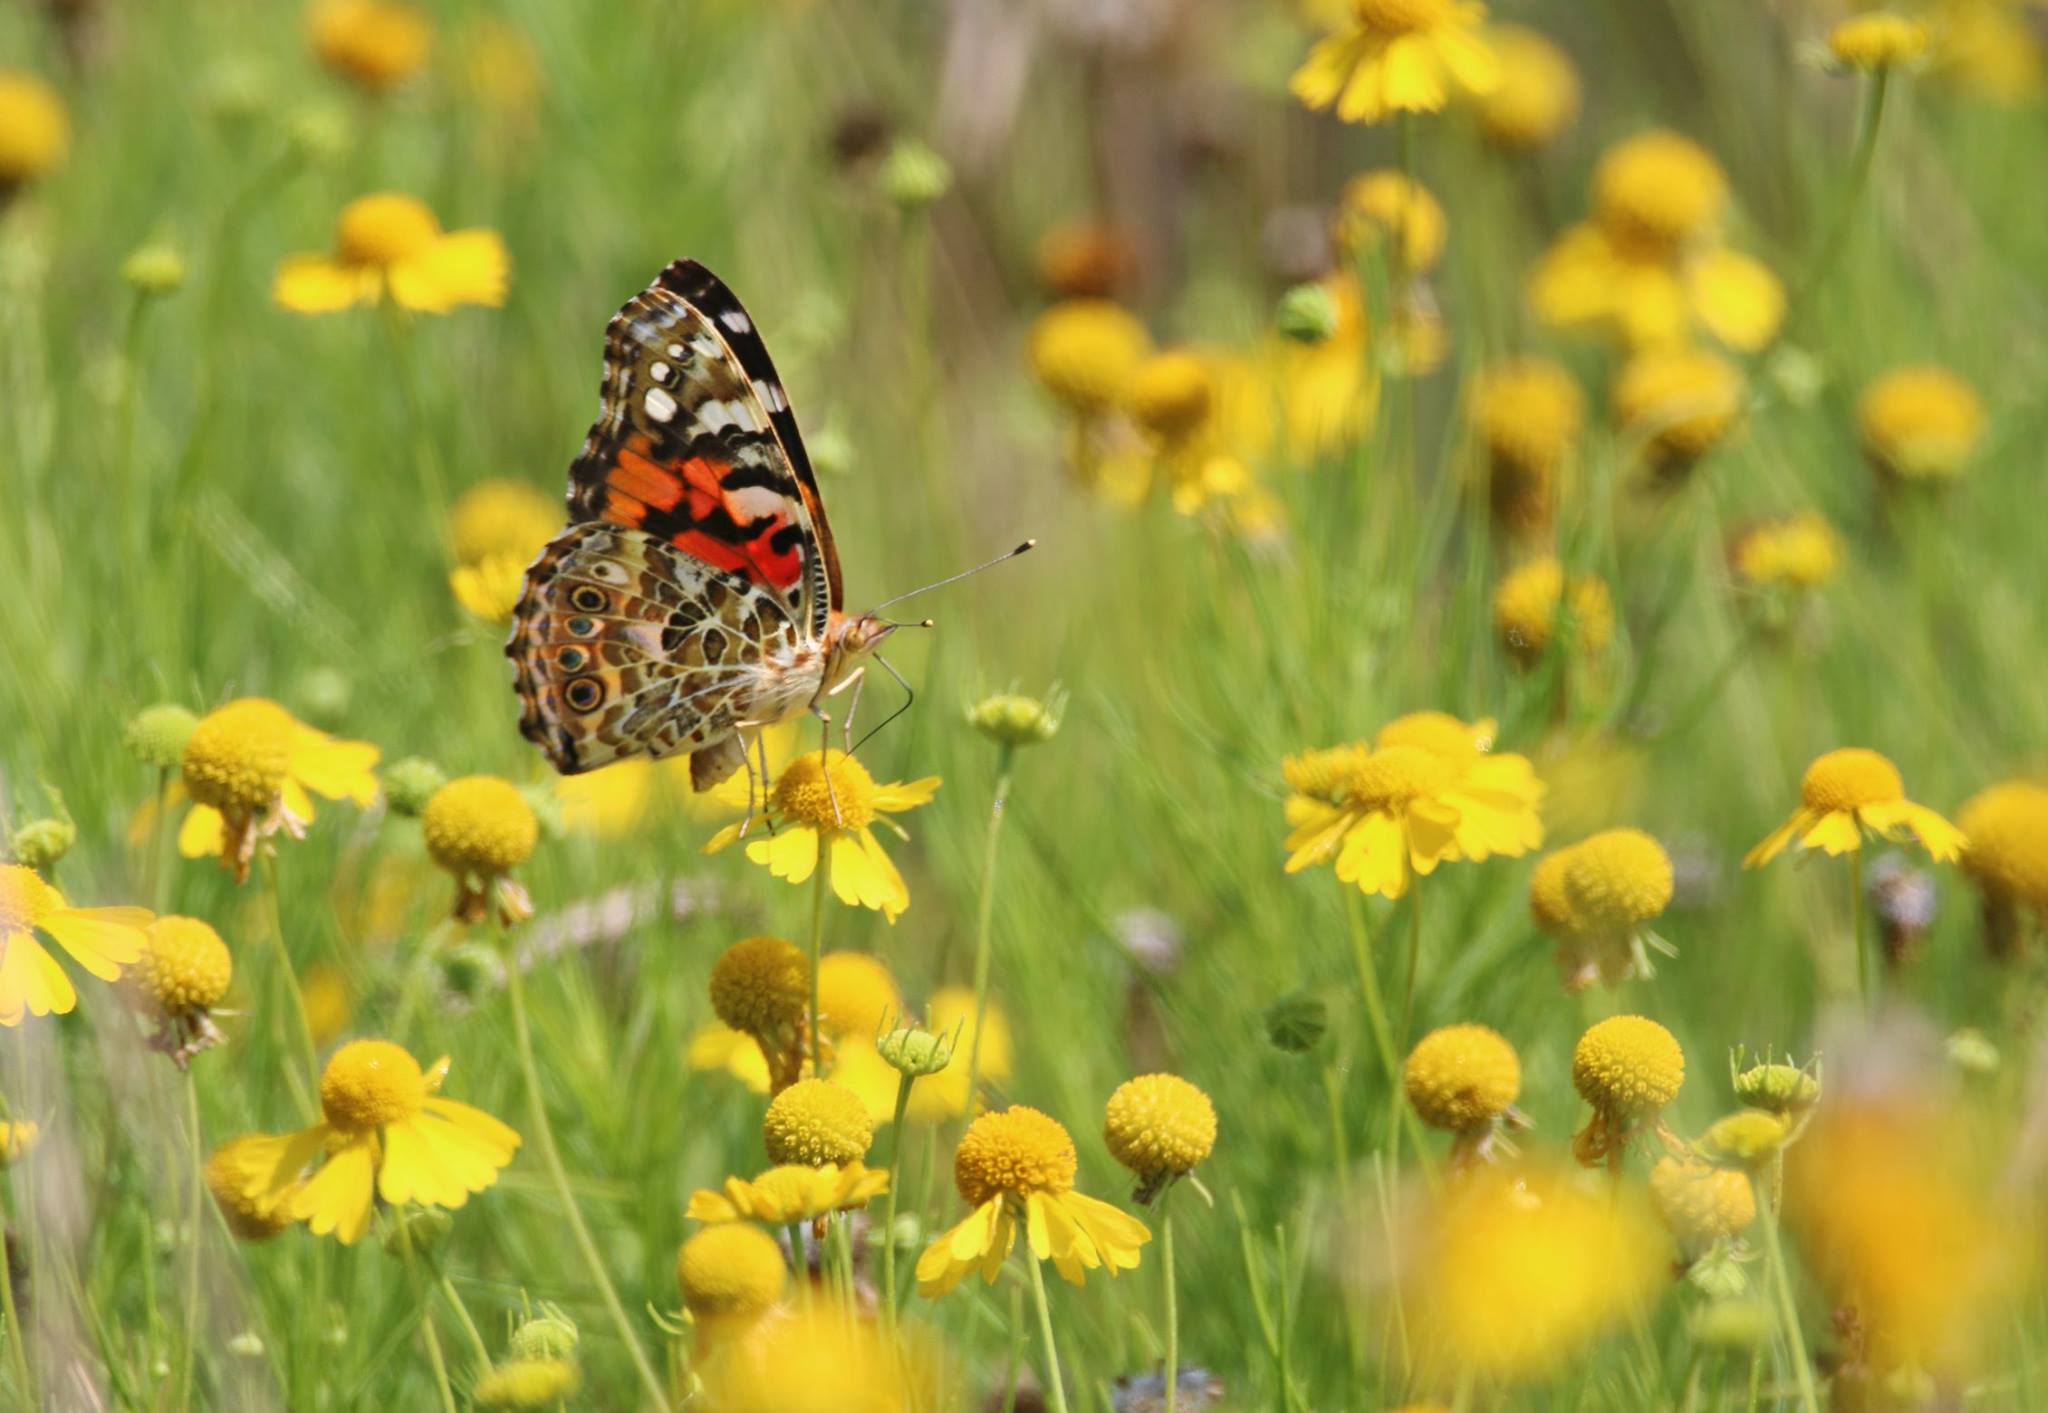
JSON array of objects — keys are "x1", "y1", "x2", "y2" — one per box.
[
  {"x1": 0, "y1": 70, "x2": 69, "y2": 197},
  {"x1": 678, "y1": 1223, "x2": 788, "y2": 1338},
  {"x1": 125, "y1": 703, "x2": 199, "y2": 771},
  {"x1": 1828, "y1": 13, "x2": 1930, "y2": 72},
  {"x1": 687, "y1": 1162, "x2": 889, "y2": 1225},
  {"x1": 1334, "y1": 170, "x2": 1447, "y2": 274},
  {"x1": 0, "y1": 1121, "x2": 41, "y2": 1168},
  {"x1": 1935, "y1": 0, "x2": 2047, "y2": 104},
  {"x1": 307, "y1": 0, "x2": 431, "y2": 94},
  {"x1": 1731, "y1": 511, "x2": 1844, "y2": 593},
  {"x1": 274, "y1": 192, "x2": 508, "y2": 315},
  {"x1": 1572, "y1": 1015, "x2": 1685, "y2": 1166},
  {"x1": 205, "y1": 1137, "x2": 296, "y2": 1241},
  {"x1": 1744, "y1": 748, "x2": 1964, "y2": 868},
  {"x1": 704, "y1": 751, "x2": 939, "y2": 923},
  {"x1": 1492, "y1": 557, "x2": 1614, "y2": 667},
  {"x1": 708, "y1": 935, "x2": 811, "y2": 1092},
  {"x1": 1470, "y1": 25, "x2": 1579, "y2": 150},
  {"x1": 178, "y1": 697, "x2": 380, "y2": 882},
  {"x1": 1117, "y1": 349, "x2": 1282, "y2": 524},
  {"x1": 1403, "y1": 1023, "x2": 1521, "y2": 1166},
  {"x1": 1406, "y1": 1164, "x2": 1664, "y2": 1383},
  {"x1": 1650, "y1": 1156, "x2": 1755, "y2": 1256},
  {"x1": 450, "y1": 552, "x2": 528, "y2": 624},
  {"x1": 1611, "y1": 345, "x2": 1744, "y2": 475},
  {"x1": 1543, "y1": 829, "x2": 1676, "y2": 989},
  {"x1": 127, "y1": 916, "x2": 233, "y2": 1067},
  {"x1": 967, "y1": 689, "x2": 1067, "y2": 749},
  {"x1": 695, "y1": 1300, "x2": 929, "y2": 1412},
  {"x1": 917, "y1": 1105, "x2": 1150, "y2": 1294},
  {"x1": 1956, "y1": 781, "x2": 2048, "y2": 954},
  {"x1": 419, "y1": 774, "x2": 538, "y2": 924},
  {"x1": 1856, "y1": 364, "x2": 1986, "y2": 483},
  {"x1": 472, "y1": 1357, "x2": 580, "y2": 1410},
  {"x1": 1470, "y1": 357, "x2": 1583, "y2": 539},
  {"x1": 449, "y1": 478, "x2": 558, "y2": 567},
  {"x1": 1267, "y1": 272, "x2": 1376, "y2": 458},
  {"x1": 763, "y1": 1078, "x2": 873, "y2": 1168},
  {"x1": 1291, "y1": 0, "x2": 1501, "y2": 126},
  {"x1": 1104, "y1": 1074, "x2": 1217, "y2": 1202},
  {"x1": 220, "y1": 1038, "x2": 519, "y2": 1244},
  {"x1": 1028, "y1": 298, "x2": 1151, "y2": 417},
  {"x1": 0, "y1": 865, "x2": 152, "y2": 1026},
  {"x1": 1697, "y1": 1109, "x2": 1792, "y2": 1167}
]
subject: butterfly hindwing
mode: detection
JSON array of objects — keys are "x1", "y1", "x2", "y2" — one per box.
[{"x1": 565, "y1": 260, "x2": 840, "y2": 641}]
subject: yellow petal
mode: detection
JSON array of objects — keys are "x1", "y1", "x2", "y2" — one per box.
[
  {"x1": 388, "y1": 229, "x2": 510, "y2": 312},
  {"x1": 1336, "y1": 811, "x2": 1410, "y2": 898},
  {"x1": 273, "y1": 254, "x2": 379, "y2": 313},
  {"x1": 1799, "y1": 809, "x2": 1864, "y2": 857},
  {"x1": 1864, "y1": 801, "x2": 1968, "y2": 863},
  {"x1": 1687, "y1": 247, "x2": 1785, "y2": 354},
  {"x1": 177, "y1": 804, "x2": 226, "y2": 860},
  {"x1": 686, "y1": 1190, "x2": 741, "y2": 1222},
  {"x1": 1432, "y1": 22, "x2": 1500, "y2": 95},
  {"x1": 1742, "y1": 810, "x2": 1809, "y2": 869},
  {"x1": 290, "y1": 729, "x2": 382, "y2": 805},
  {"x1": 0, "y1": 934, "x2": 75, "y2": 1023},
  {"x1": 871, "y1": 776, "x2": 940, "y2": 812},
  {"x1": 1060, "y1": 1191, "x2": 1151, "y2": 1273},
  {"x1": 291, "y1": 1136, "x2": 378, "y2": 1243},
  {"x1": 38, "y1": 907, "x2": 151, "y2": 979},
  {"x1": 1378, "y1": 35, "x2": 1449, "y2": 115},
  {"x1": 1290, "y1": 31, "x2": 1369, "y2": 111},
  {"x1": 747, "y1": 825, "x2": 820, "y2": 884}
]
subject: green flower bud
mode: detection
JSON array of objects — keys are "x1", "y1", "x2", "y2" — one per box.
[
  {"x1": 1731, "y1": 1061, "x2": 1819, "y2": 1115},
  {"x1": 1698, "y1": 1109, "x2": 1790, "y2": 1166},
  {"x1": 287, "y1": 103, "x2": 352, "y2": 163},
  {"x1": 507, "y1": 1308, "x2": 579, "y2": 1361},
  {"x1": 124, "y1": 703, "x2": 199, "y2": 770},
  {"x1": 9, "y1": 818, "x2": 75, "y2": 871},
  {"x1": 878, "y1": 1022, "x2": 957, "y2": 1078},
  {"x1": 226, "y1": 1331, "x2": 266, "y2": 1359},
  {"x1": 1684, "y1": 1247, "x2": 1751, "y2": 1302},
  {"x1": 381, "y1": 757, "x2": 450, "y2": 819},
  {"x1": 379, "y1": 1206, "x2": 453, "y2": 1258},
  {"x1": 1946, "y1": 1027, "x2": 1999, "y2": 1076},
  {"x1": 441, "y1": 941, "x2": 505, "y2": 999},
  {"x1": 878, "y1": 138, "x2": 951, "y2": 210},
  {"x1": 121, "y1": 244, "x2": 187, "y2": 296},
  {"x1": 1263, "y1": 992, "x2": 1327, "y2": 1054},
  {"x1": 1275, "y1": 282, "x2": 1340, "y2": 344},
  {"x1": 967, "y1": 689, "x2": 1067, "y2": 749}
]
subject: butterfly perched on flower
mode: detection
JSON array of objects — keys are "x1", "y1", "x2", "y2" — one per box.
[{"x1": 509, "y1": 261, "x2": 1015, "y2": 799}]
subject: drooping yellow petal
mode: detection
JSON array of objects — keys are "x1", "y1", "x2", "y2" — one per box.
[
  {"x1": 1742, "y1": 810, "x2": 1811, "y2": 869},
  {"x1": 1377, "y1": 35, "x2": 1449, "y2": 115},
  {"x1": 747, "y1": 825, "x2": 820, "y2": 884},
  {"x1": 1284, "y1": 802, "x2": 1356, "y2": 872},
  {"x1": 1431, "y1": 21, "x2": 1500, "y2": 96},
  {"x1": 1336, "y1": 810, "x2": 1411, "y2": 898},
  {"x1": 0, "y1": 934, "x2": 75, "y2": 1024},
  {"x1": 419, "y1": 1096, "x2": 521, "y2": 1163},
  {"x1": 1800, "y1": 809, "x2": 1864, "y2": 857},
  {"x1": 871, "y1": 776, "x2": 940, "y2": 812},
  {"x1": 177, "y1": 804, "x2": 227, "y2": 859},
  {"x1": 686, "y1": 1189, "x2": 743, "y2": 1222},
  {"x1": 220, "y1": 1125, "x2": 328, "y2": 1203},
  {"x1": 1863, "y1": 801, "x2": 1968, "y2": 863},
  {"x1": 1406, "y1": 798, "x2": 1463, "y2": 867},
  {"x1": 387, "y1": 230, "x2": 510, "y2": 312},
  {"x1": 273, "y1": 254, "x2": 380, "y2": 313},
  {"x1": 917, "y1": 1198, "x2": 1005, "y2": 1298},
  {"x1": 38, "y1": 906, "x2": 152, "y2": 978},
  {"x1": 290, "y1": 729, "x2": 382, "y2": 805},
  {"x1": 291, "y1": 1135, "x2": 378, "y2": 1244},
  {"x1": 1291, "y1": 31, "x2": 1372, "y2": 112},
  {"x1": 1059, "y1": 1191, "x2": 1151, "y2": 1274}
]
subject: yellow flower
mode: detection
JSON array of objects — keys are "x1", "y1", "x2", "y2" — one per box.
[
  {"x1": 677, "y1": 1223, "x2": 788, "y2": 1329},
  {"x1": 916, "y1": 1106, "x2": 1150, "y2": 1295},
  {"x1": 275, "y1": 192, "x2": 508, "y2": 315},
  {"x1": 1470, "y1": 358, "x2": 1583, "y2": 538},
  {"x1": 1536, "y1": 830, "x2": 1674, "y2": 990},
  {"x1": 1697, "y1": 1109, "x2": 1792, "y2": 1166},
  {"x1": 686, "y1": 1162, "x2": 890, "y2": 1225},
  {"x1": 206, "y1": 1136, "x2": 297, "y2": 1241},
  {"x1": 1292, "y1": 0, "x2": 1501, "y2": 126},
  {"x1": 472, "y1": 1358, "x2": 580, "y2": 1409},
  {"x1": 307, "y1": 0, "x2": 431, "y2": 93},
  {"x1": 0, "y1": 864, "x2": 152, "y2": 1027},
  {"x1": 1374, "y1": 709, "x2": 1500, "y2": 760},
  {"x1": 0, "y1": 70, "x2": 69, "y2": 191},
  {"x1": 420, "y1": 774, "x2": 538, "y2": 923},
  {"x1": 704, "y1": 751, "x2": 938, "y2": 923},
  {"x1": 1956, "y1": 781, "x2": 2048, "y2": 911},
  {"x1": 1115, "y1": 349, "x2": 1281, "y2": 524},
  {"x1": 1830, "y1": 13, "x2": 1929, "y2": 71},
  {"x1": 1732, "y1": 511, "x2": 1843, "y2": 591},
  {"x1": 1407, "y1": 1165, "x2": 1664, "y2": 1382},
  {"x1": 1335, "y1": 170, "x2": 1447, "y2": 273},
  {"x1": 708, "y1": 935, "x2": 810, "y2": 1090},
  {"x1": 903, "y1": 987, "x2": 1012, "y2": 1123},
  {"x1": 763, "y1": 1078, "x2": 873, "y2": 1168},
  {"x1": 215, "y1": 1039, "x2": 519, "y2": 1244},
  {"x1": 177, "y1": 697, "x2": 380, "y2": 882},
  {"x1": 1650, "y1": 1156, "x2": 1755, "y2": 1253},
  {"x1": 1531, "y1": 227, "x2": 1783, "y2": 354},
  {"x1": 1, "y1": 1121, "x2": 42, "y2": 1168},
  {"x1": 1404, "y1": 1023, "x2": 1519, "y2": 1136},
  {"x1": 1744, "y1": 747, "x2": 1965, "y2": 868},
  {"x1": 1935, "y1": 0, "x2": 2046, "y2": 104},
  {"x1": 460, "y1": 17, "x2": 544, "y2": 126},
  {"x1": 817, "y1": 952, "x2": 904, "y2": 1043},
  {"x1": 1612, "y1": 345, "x2": 1744, "y2": 472},
  {"x1": 1470, "y1": 25, "x2": 1579, "y2": 150},
  {"x1": 1572, "y1": 1015, "x2": 1684, "y2": 1165},
  {"x1": 129, "y1": 916, "x2": 233, "y2": 1065},
  {"x1": 1592, "y1": 129, "x2": 1728, "y2": 255},
  {"x1": 1857, "y1": 364, "x2": 1985, "y2": 481},
  {"x1": 695, "y1": 1301, "x2": 929, "y2": 1412},
  {"x1": 1028, "y1": 299, "x2": 1151, "y2": 414},
  {"x1": 553, "y1": 759, "x2": 654, "y2": 839},
  {"x1": 449, "y1": 478, "x2": 559, "y2": 566},
  {"x1": 450, "y1": 552, "x2": 529, "y2": 624},
  {"x1": 1268, "y1": 273, "x2": 1376, "y2": 458},
  {"x1": 1492, "y1": 557, "x2": 1614, "y2": 665},
  {"x1": 1103, "y1": 1074, "x2": 1217, "y2": 1200}
]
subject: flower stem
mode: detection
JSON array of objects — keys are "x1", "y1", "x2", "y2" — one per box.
[
  {"x1": 1755, "y1": 1176, "x2": 1821, "y2": 1413},
  {"x1": 1160, "y1": 1187, "x2": 1179, "y2": 1413},
  {"x1": 1001, "y1": 1283, "x2": 1025, "y2": 1413},
  {"x1": 502, "y1": 946, "x2": 670, "y2": 1411},
  {"x1": 257, "y1": 853, "x2": 320, "y2": 1121},
  {"x1": 1792, "y1": 69, "x2": 1892, "y2": 324},
  {"x1": 966, "y1": 746, "x2": 1017, "y2": 1108},
  {"x1": 394, "y1": 1211, "x2": 459, "y2": 1413},
  {"x1": 880, "y1": 1072, "x2": 915, "y2": 1322},
  {"x1": 177, "y1": 1073, "x2": 206, "y2": 1413},
  {"x1": 1025, "y1": 1255, "x2": 1070, "y2": 1413},
  {"x1": 809, "y1": 850, "x2": 830, "y2": 1074},
  {"x1": 0, "y1": 1185, "x2": 35, "y2": 1404}
]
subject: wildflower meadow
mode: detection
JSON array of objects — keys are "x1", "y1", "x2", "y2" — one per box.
[{"x1": 5, "y1": 0, "x2": 2048, "y2": 1409}]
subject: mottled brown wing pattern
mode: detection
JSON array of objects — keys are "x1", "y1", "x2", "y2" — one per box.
[{"x1": 508, "y1": 523, "x2": 804, "y2": 775}]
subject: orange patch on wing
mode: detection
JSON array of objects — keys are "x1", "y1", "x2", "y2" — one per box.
[
  {"x1": 671, "y1": 528, "x2": 755, "y2": 577},
  {"x1": 609, "y1": 444, "x2": 687, "y2": 512}
]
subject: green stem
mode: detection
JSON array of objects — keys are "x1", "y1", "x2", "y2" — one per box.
[
  {"x1": 394, "y1": 1212, "x2": 459, "y2": 1413},
  {"x1": 1001, "y1": 1282, "x2": 1025, "y2": 1413},
  {"x1": 808, "y1": 852, "x2": 829, "y2": 1074},
  {"x1": 436, "y1": 1267, "x2": 493, "y2": 1371},
  {"x1": 503, "y1": 946, "x2": 670, "y2": 1411},
  {"x1": 1756, "y1": 1176, "x2": 1821, "y2": 1413},
  {"x1": 151, "y1": 766, "x2": 175, "y2": 914},
  {"x1": 788, "y1": 1223, "x2": 812, "y2": 1311},
  {"x1": 965, "y1": 747, "x2": 1016, "y2": 1109},
  {"x1": 1026, "y1": 1254, "x2": 1070, "y2": 1413},
  {"x1": 256, "y1": 853, "x2": 321, "y2": 1121},
  {"x1": 1160, "y1": 1188, "x2": 1178, "y2": 1413},
  {"x1": 0, "y1": 1182, "x2": 35, "y2": 1403},
  {"x1": 880, "y1": 1072, "x2": 914, "y2": 1322},
  {"x1": 178, "y1": 1074, "x2": 205, "y2": 1412},
  {"x1": 1791, "y1": 69, "x2": 1892, "y2": 324}
]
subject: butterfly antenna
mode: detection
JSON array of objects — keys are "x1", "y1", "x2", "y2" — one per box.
[
  {"x1": 871, "y1": 540, "x2": 1036, "y2": 613},
  {"x1": 852, "y1": 654, "x2": 918, "y2": 755}
]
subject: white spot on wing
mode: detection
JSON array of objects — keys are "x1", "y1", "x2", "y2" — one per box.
[
  {"x1": 644, "y1": 387, "x2": 678, "y2": 422},
  {"x1": 719, "y1": 309, "x2": 753, "y2": 333},
  {"x1": 754, "y1": 378, "x2": 788, "y2": 412},
  {"x1": 650, "y1": 361, "x2": 671, "y2": 383},
  {"x1": 667, "y1": 343, "x2": 685, "y2": 358}
]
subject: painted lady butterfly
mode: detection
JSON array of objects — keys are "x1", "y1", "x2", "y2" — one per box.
[{"x1": 508, "y1": 260, "x2": 899, "y2": 795}]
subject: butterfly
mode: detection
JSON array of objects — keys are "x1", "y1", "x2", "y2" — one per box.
[{"x1": 508, "y1": 259, "x2": 901, "y2": 798}]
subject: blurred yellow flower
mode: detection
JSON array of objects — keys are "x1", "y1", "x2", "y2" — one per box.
[
  {"x1": 300, "y1": 960, "x2": 354, "y2": 1046},
  {"x1": 0, "y1": 865, "x2": 152, "y2": 1027},
  {"x1": 704, "y1": 751, "x2": 938, "y2": 923},
  {"x1": 473, "y1": 1358, "x2": 580, "y2": 1409},
  {"x1": 1857, "y1": 364, "x2": 1985, "y2": 482},
  {"x1": 1470, "y1": 357, "x2": 1583, "y2": 539},
  {"x1": 1335, "y1": 170, "x2": 1447, "y2": 273},
  {"x1": 687, "y1": 1162, "x2": 889, "y2": 1224},
  {"x1": 1492, "y1": 556, "x2": 1613, "y2": 666},
  {"x1": 1744, "y1": 747, "x2": 1965, "y2": 867},
  {"x1": 1731, "y1": 511, "x2": 1843, "y2": 591},
  {"x1": 1268, "y1": 273, "x2": 1376, "y2": 458},
  {"x1": 275, "y1": 192, "x2": 508, "y2": 315},
  {"x1": 421, "y1": 774, "x2": 538, "y2": 923},
  {"x1": 1471, "y1": 25, "x2": 1579, "y2": 150},
  {"x1": 450, "y1": 551, "x2": 528, "y2": 624},
  {"x1": 0, "y1": 70, "x2": 69, "y2": 193},
  {"x1": 1292, "y1": 0, "x2": 1500, "y2": 126},
  {"x1": 1028, "y1": 299, "x2": 1151, "y2": 415},
  {"x1": 177, "y1": 697, "x2": 380, "y2": 881},
  {"x1": 1572, "y1": 1015, "x2": 1684, "y2": 1165},
  {"x1": 677, "y1": 1222, "x2": 787, "y2": 1335},
  {"x1": 904, "y1": 987, "x2": 1012, "y2": 1123},
  {"x1": 917, "y1": 1106, "x2": 1149, "y2": 1295},
  {"x1": 460, "y1": 17, "x2": 544, "y2": 124},
  {"x1": 0, "y1": 1121, "x2": 40, "y2": 1168},
  {"x1": 1532, "y1": 830, "x2": 1674, "y2": 990},
  {"x1": 1829, "y1": 13, "x2": 1930, "y2": 71},
  {"x1": 1611, "y1": 345, "x2": 1744, "y2": 473},
  {"x1": 553, "y1": 759, "x2": 653, "y2": 839},
  {"x1": 307, "y1": 0, "x2": 431, "y2": 93},
  {"x1": 206, "y1": 1136, "x2": 297, "y2": 1240},
  {"x1": 1935, "y1": 0, "x2": 2046, "y2": 104},
  {"x1": 1120, "y1": 349, "x2": 1282, "y2": 523},
  {"x1": 1649, "y1": 1156, "x2": 1754, "y2": 1254},
  {"x1": 1593, "y1": 129, "x2": 1728, "y2": 254},
  {"x1": 695, "y1": 1300, "x2": 930, "y2": 1412},
  {"x1": 449, "y1": 479, "x2": 558, "y2": 566},
  {"x1": 1956, "y1": 780, "x2": 2048, "y2": 915},
  {"x1": 216, "y1": 1039, "x2": 519, "y2": 1244}
]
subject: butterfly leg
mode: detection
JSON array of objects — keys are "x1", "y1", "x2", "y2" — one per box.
[
  {"x1": 812, "y1": 705, "x2": 846, "y2": 827},
  {"x1": 736, "y1": 733, "x2": 763, "y2": 841},
  {"x1": 836, "y1": 667, "x2": 868, "y2": 758}
]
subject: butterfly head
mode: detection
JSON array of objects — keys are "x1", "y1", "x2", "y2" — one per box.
[{"x1": 822, "y1": 611, "x2": 908, "y2": 691}]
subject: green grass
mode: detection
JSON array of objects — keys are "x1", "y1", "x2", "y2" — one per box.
[{"x1": 4, "y1": 0, "x2": 2048, "y2": 1408}]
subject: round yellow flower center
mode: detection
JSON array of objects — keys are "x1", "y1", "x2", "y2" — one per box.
[
  {"x1": 0, "y1": 71, "x2": 70, "y2": 186},
  {"x1": 1474, "y1": 26, "x2": 1581, "y2": 151},
  {"x1": 1563, "y1": 829, "x2": 1674, "y2": 930},
  {"x1": 336, "y1": 192, "x2": 441, "y2": 267},
  {"x1": 1352, "y1": 0, "x2": 1454, "y2": 36},
  {"x1": 1127, "y1": 352, "x2": 1215, "y2": 441},
  {"x1": 1527, "y1": 847, "x2": 1582, "y2": 937},
  {"x1": 1856, "y1": 365, "x2": 1985, "y2": 481},
  {"x1": 772, "y1": 751, "x2": 878, "y2": 832},
  {"x1": 954, "y1": 1106, "x2": 1078, "y2": 1206},
  {"x1": 1376, "y1": 711, "x2": 1488, "y2": 762},
  {"x1": 1733, "y1": 512, "x2": 1842, "y2": 590},
  {"x1": 1573, "y1": 1015, "x2": 1685, "y2": 1117},
  {"x1": 0, "y1": 864, "x2": 56, "y2": 936},
  {"x1": 1103, "y1": 1074, "x2": 1218, "y2": 1179},
  {"x1": 319, "y1": 1039, "x2": 427, "y2": 1132},
  {"x1": 449, "y1": 478, "x2": 559, "y2": 566},
  {"x1": 676, "y1": 1224, "x2": 788, "y2": 1319},
  {"x1": 1473, "y1": 358, "x2": 1585, "y2": 480},
  {"x1": 421, "y1": 775, "x2": 538, "y2": 877},
  {"x1": 1592, "y1": 130, "x2": 1728, "y2": 253},
  {"x1": 125, "y1": 703, "x2": 199, "y2": 770},
  {"x1": 205, "y1": 1137, "x2": 294, "y2": 1242},
  {"x1": 1404, "y1": 1024, "x2": 1521, "y2": 1131},
  {"x1": 181, "y1": 698, "x2": 296, "y2": 815},
  {"x1": 308, "y1": 0, "x2": 432, "y2": 92},
  {"x1": 1957, "y1": 781, "x2": 2048, "y2": 907},
  {"x1": 1650, "y1": 1157, "x2": 1755, "y2": 1247},
  {"x1": 133, "y1": 917, "x2": 234, "y2": 1017},
  {"x1": 762, "y1": 1078, "x2": 873, "y2": 1168},
  {"x1": 1028, "y1": 299, "x2": 1152, "y2": 412},
  {"x1": 1344, "y1": 744, "x2": 1453, "y2": 812},
  {"x1": 709, "y1": 935, "x2": 810, "y2": 1035},
  {"x1": 1800, "y1": 748, "x2": 1905, "y2": 813},
  {"x1": 1337, "y1": 171, "x2": 1448, "y2": 273},
  {"x1": 1612, "y1": 346, "x2": 1744, "y2": 467},
  {"x1": 1282, "y1": 744, "x2": 1370, "y2": 804},
  {"x1": 816, "y1": 952, "x2": 902, "y2": 1042},
  {"x1": 1829, "y1": 14, "x2": 1928, "y2": 70}
]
